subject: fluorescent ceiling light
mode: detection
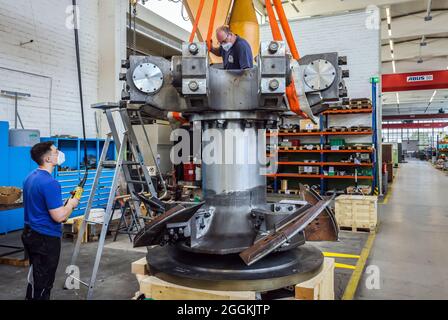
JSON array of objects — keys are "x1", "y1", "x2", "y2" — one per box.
[
  {"x1": 430, "y1": 90, "x2": 437, "y2": 103},
  {"x1": 396, "y1": 93, "x2": 400, "y2": 104},
  {"x1": 392, "y1": 60, "x2": 396, "y2": 73},
  {"x1": 386, "y1": 8, "x2": 392, "y2": 37},
  {"x1": 386, "y1": 8, "x2": 391, "y2": 24},
  {"x1": 389, "y1": 40, "x2": 394, "y2": 51}
]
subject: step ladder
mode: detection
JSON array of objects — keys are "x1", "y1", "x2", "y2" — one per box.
[{"x1": 65, "y1": 103, "x2": 166, "y2": 300}]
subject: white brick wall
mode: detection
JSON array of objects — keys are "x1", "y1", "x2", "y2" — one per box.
[
  {"x1": 0, "y1": 0, "x2": 99, "y2": 138},
  {"x1": 261, "y1": 10, "x2": 381, "y2": 99}
]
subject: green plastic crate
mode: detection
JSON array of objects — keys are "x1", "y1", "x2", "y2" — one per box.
[{"x1": 330, "y1": 138, "x2": 345, "y2": 146}]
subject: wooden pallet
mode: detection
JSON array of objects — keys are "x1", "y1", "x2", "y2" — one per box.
[
  {"x1": 339, "y1": 226, "x2": 375, "y2": 234},
  {"x1": 350, "y1": 126, "x2": 372, "y2": 132},
  {"x1": 350, "y1": 99, "x2": 371, "y2": 105},
  {"x1": 325, "y1": 127, "x2": 348, "y2": 132},
  {"x1": 279, "y1": 129, "x2": 299, "y2": 133},
  {"x1": 299, "y1": 129, "x2": 320, "y2": 133},
  {"x1": 345, "y1": 146, "x2": 371, "y2": 150},
  {"x1": 278, "y1": 146, "x2": 298, "y2": 151},
  {"x1": 278, "y1": 189, "x2": 300, "y2": 195},
  {"x1": 350, "y1": 104, "x2": 372, "y2": 110},
  {"x1": 131, "y1": 257, "x2": 335, "y2": 300},
  {"x1": 298, "y1": 146, "x2": 321, "y2": 151}
]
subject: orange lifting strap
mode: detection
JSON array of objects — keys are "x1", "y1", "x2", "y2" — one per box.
[
  {"x1": 207, "y1": 0, "x2": 219, "y2": 51},
  {"x1": 265, "y1": 0, "x2": 308, "y2": 118},
  {"x1": 189, "y1": 0, "x2": 206, "y2": 43},
  {"x1": 189, "y1": 0, "x2": 219, "y2": 52}
]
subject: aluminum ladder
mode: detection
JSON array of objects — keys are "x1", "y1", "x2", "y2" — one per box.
[{"x1": 65, "y1": 103, "x2": 165, "y2": 300}]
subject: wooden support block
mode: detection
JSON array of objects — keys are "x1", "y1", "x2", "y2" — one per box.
[
  {"x1": 0, "y1": 257, "x2": 29, "y2": 267},
  {"x1": 139, "y1": 276, "x2": 256, "y2": 300},
  {"x1": 131, "y1": 257, "x2": 150, "y2": 276},
  {"x1": 295, "y1": 257, "x2": 335, "y2": 300}
]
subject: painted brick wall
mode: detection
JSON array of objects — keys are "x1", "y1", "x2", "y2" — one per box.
[{"x1": 0, "y1": 0, "x2": 99, "y2": 138}]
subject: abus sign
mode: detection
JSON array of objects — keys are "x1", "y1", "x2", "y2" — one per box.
[{"x1": 406, "y1": 75, "x2": 434, "y2": 82}]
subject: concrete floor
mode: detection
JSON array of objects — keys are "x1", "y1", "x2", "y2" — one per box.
[
  {"x1": 2, "y1": 159, "x2": 445, "y2": 300},
  {"x1": 357, "y1": 160, "x2": 448, "y2": 299},
  {"x1": 0, "y1": 228, "x2": 366, "y2": 300},
  {"x1": 0, "y1": 233, "x2": 145, "y2": 300}
]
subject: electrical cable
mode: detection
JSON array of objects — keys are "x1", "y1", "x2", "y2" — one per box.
[{"x1": 71, "y1": 0, "x2": 88, "y2": 194}]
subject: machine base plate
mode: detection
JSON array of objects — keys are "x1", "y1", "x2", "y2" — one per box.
[{"x1": 146, "y1": 244, "x2": 324, "y2": 292}]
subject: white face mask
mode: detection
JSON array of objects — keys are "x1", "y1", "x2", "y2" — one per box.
[
  {"x1": 57, "y1": 151, "x2": 66, "y2": 166},
  {"x1": 222, "y1": 42, "x2": 233, "y2": 52}
]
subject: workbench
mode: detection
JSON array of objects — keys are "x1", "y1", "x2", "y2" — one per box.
[{"x1": 0, "y1": 203, "x2": 29, "y2": 267}]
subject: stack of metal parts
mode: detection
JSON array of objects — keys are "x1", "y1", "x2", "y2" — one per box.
[{"x1": 119, "y1": 40, "x2": 346, "y2": 291}]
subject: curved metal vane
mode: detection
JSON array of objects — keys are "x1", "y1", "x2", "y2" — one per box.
[
  {"x1": 300, "y1": 184, "x2": 339, "y2": 241},
  {"x1": 133, "y1": 202, "x2": 205, "y2": 247}
]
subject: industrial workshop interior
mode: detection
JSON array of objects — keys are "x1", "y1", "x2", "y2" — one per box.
[{"x1": 0, "y1": 0, "x2": 448, "y2": 308}]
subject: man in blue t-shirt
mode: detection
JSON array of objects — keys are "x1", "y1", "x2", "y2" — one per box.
[
  {"x1": 21, "y1": 141, "x2": 79, "y2": 300},
  {"x1": 210, "y1": 25, "x2": 254, "y2": 70}
]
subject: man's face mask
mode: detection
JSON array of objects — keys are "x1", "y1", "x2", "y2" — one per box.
[
  {"x1": 57, "y1": 151, "x2": 66, "y2": 166},
  {"x1": 220, "y1": 33, "x2": 233, "y2": 51},
  {"x1": 222, "y1": 42, "x2": 233, "y2": 52},
  {"x1": 49, "y1": 149, "x2": 65, "y2": 166}
]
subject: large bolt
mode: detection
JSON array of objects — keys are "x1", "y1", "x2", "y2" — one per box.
[
  {"x1": 188, "y1": 81, "x2": 199, "y2": 92},
  {"x1": 338, "y1": 56, "x2": 347, "y2": 66},
  {"x1": 188, "y1": 43, "x2": 199, "y2": 55},
  {"x1": 268, "y1": 41, "x2": 279, "y2": 54},
  {"x1": 269, "y1": 79, "x2": 280, "y2": 91},
  {"x1": 121, "y1": 59, "x2": 130, "y2": 69}
]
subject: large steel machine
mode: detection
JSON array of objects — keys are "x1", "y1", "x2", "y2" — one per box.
[{"x1": 119, "y1": 0, "x2": 348, "y2": 292}]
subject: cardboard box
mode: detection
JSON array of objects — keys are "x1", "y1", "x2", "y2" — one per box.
[
  {"x1": 0, "y1": 187, "x2": 22, "y2": 205},
  {"x1": 300, "y1": 119, "x2": 320, "y2": 131}
]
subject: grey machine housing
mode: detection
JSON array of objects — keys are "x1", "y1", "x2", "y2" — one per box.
[{"x1": 121, "y1": 41, "x2": 346, "y2": 260}]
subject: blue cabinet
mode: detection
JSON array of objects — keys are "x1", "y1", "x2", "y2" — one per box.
[
  {"x1": 40, "y1": 137, "x2": 117, "y2": 218},
  {"x1": 1, "y1": 124, "x2": 116, "y2": 234}
]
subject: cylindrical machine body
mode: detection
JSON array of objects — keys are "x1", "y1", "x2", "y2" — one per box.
[{"x1": 184, "y1": 119, "x2": 268, "y2": 254}]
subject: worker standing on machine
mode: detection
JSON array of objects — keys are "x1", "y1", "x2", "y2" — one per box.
[
  {"x1": 21, "y1": 141, "x2": 80, "y2": 300},
  {"x1": 210, "y1": 25, "x2": 254, "y2": 70}
]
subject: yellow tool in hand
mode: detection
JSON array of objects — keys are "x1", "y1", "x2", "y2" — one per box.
[{"x1": 64, "y1": 185, "x2": 85, "y2": 206}]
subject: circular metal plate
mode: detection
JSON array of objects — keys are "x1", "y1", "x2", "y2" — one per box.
[
  {"x1": 146, "y1": 244, "x2": 324, "y2": 292},
  {"x1": 132, "y1": 62, "x2": 164, "y2": 94},
  {"x1": 303, "y1": 59, "x2": 336, "y2": 91}
]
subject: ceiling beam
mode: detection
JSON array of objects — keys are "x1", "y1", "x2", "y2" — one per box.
[
  {"x1": 381, "y1": 11, "x2": 448, "y2": 40},
  {"x1": 382, "y1": 122, "x2": 448, "y2": 129},
  {"x1": 257, "y1": 0, "x2": 415, "y2": 18},
  {"x1": 383, "y1": 114, "x2": 448, "y2": 120}
]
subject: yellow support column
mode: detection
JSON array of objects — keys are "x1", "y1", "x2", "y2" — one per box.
[{"x1": 229, "y1": 0, "x2": 260, "y2": 58}]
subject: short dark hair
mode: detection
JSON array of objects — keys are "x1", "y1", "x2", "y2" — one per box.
[{"x1": 31, "y1": 141, "x2": 54, "y2": 165}]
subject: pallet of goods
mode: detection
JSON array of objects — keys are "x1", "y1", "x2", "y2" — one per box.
[{"x1": 335, "y1": 195, "x2": 378, "y2": 233}]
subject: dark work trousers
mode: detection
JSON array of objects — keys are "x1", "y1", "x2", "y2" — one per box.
[{"x1": 21, "y1": 226, "x2": 61, "y2": 300}]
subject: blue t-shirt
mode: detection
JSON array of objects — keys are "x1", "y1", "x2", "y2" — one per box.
[
  {"x1": 23, "y1": 169, "x2": 64, "y2": 237},
  {"x1": 219, "y1": 36, "x2": 254, "y2": 70}
]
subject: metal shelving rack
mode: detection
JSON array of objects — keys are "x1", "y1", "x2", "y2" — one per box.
[{"x1": 267, "y1": 98, "x2": 377, "y2": 196}]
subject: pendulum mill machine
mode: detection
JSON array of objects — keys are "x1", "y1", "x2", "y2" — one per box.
[{"x1": 119, "y1": 0, "x2": 349, "y2": 291}]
